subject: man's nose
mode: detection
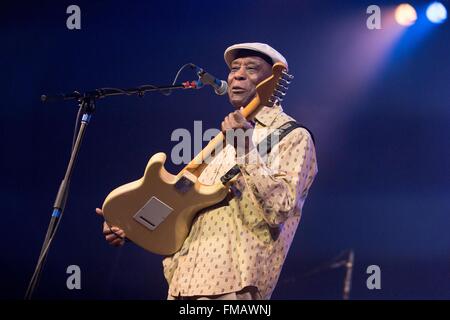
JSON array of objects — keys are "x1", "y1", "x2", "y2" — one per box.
[{"x1": 233, "y1": 67, "x2": 247, "y2": 81}]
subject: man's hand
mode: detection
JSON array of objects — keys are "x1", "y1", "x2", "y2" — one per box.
[
  {"x1": 96, "y1": 208, "x2": 126, "y2": 247},
  {"x1": 221, "y1": 108, "x2": 254, "y2": 153}
]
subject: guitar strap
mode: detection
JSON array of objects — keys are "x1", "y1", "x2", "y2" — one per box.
[{"x1": 220, "y1": 120, "x2": 315, "y2": 184}]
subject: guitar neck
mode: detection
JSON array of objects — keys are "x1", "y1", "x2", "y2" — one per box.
[
  {"x1": 181, "y1": 95, "x2": 262, "y2": 178},
  {"x1": 178, "y1": 62, "x2": 290, "y2": 179}
]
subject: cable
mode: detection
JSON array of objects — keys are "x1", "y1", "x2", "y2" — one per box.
[
  {"x1": 164, "y1": 63, "x2": 196, "y2": 96},
  {"x1": 89, "y1": 64, "x2": 194, "y2": 98}
]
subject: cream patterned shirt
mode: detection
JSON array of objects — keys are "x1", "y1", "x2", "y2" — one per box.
[{"x1": 162, "y1": 104, "x2": 318, "y2": 299}]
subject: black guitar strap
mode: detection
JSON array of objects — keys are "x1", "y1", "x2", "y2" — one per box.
[{"x1": 220, "y1": 121, "x2": 315, "y2": 184}]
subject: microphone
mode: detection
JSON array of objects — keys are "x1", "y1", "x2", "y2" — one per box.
[{"x1": 190, "y1": 63, "x2": 228, "y2": 95}]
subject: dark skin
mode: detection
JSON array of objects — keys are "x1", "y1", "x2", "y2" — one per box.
[
  {"x1": 222, "y1": 56, "x2": 273, "y2": 152},
  {"x1": 222, "y1": 56, "x2": 272, "y2": 131},
  {"x1": 97, "y1": 55, "x2": 273, "y2": 247}
]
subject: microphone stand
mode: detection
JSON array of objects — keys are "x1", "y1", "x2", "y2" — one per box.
[
  {"x1": 326, "y1": 250, "x2": 355, "y2": 300},
  {"x1": 327, "y1": 250, "x2": 354, "y2": 300},
  {"x1": 303, "y1": 249, "x2": 355, "y2": 300},
  {"x1": 25, "y1": 81, "x2": 198, "y2": 300},
  {"x1": 343, "y1": 250, "x2": 354, "y2": 300}
]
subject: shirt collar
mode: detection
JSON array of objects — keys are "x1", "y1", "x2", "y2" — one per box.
[{"x1": 253, "y1": 103, "x2": 283, "y2": 127}]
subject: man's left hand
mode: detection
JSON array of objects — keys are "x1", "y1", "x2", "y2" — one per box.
[{"x1": 221, "y1": 108, "x2": 255, "y2": 153}]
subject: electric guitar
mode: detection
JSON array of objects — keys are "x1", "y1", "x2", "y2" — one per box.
[{"x1": 102, "y1": 62, "x2": 292, "y2": 255}]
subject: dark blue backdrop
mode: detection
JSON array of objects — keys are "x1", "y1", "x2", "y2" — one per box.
[{"x1": 1, "y1": 0, "x2": 449, "y2": 299}]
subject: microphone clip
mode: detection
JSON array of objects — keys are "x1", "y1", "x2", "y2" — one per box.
[{"x1": 189, "y1": 63, "x2": 228, "y2": 95}]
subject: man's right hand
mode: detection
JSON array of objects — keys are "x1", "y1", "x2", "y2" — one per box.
[{"x1": 96, "y1": 208, "x2": 126, "y2": 247}]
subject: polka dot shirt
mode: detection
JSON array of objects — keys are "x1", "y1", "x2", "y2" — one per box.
[{"x1": 162, "y1": 104, "x2": 318, "y2": 299}]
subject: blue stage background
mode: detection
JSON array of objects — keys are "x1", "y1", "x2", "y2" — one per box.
[{"x1": 1, "y1": 0, "x2": 449, "y2": 299}]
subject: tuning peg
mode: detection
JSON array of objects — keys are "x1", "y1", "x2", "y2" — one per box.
[
  {"x1": 271, "y1": 92, "x2": 284, "y2": 102},
  {"x1": 281, "y1": 75, "x2": 293, "y2": 83},
  {"x1": 276, "y1": 83, "x2": 289, "y2": 91},
  {"x1": 279, "y1": 78, "x2": 292, "y2": 85},
  {"x1": 282, "y1": 70, "x2": 294, "y2": 80}
]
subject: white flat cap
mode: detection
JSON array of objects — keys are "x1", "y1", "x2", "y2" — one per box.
[{"x1": 224, "y1": 42, "x2": 288, "y2": 70}]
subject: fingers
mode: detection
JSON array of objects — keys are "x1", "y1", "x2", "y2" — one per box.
[
  {"x1": 103, "y1": 223, "x2": 126, "y2": 246},
  {"x1": 105, "y1": 232, "x2": 125, "y2": 242},
  {"x1": 221, "y1": 120, "x2": 226, "y2": 132},
  {"x1": 103, "y1": 222, "x2": 124, "y2": 236},
  {"x1": 234, "y1": 108, "x2": 246, "y2": 121},
  {"x1": 105, "y1": 232, "x2": 125, "y2": 246},
  {"x1": 235, "y1": 109, "x2": 253, "y2": 129},
  {"x1": 97, "y1": 208, "x2": 126, "y2": 247},
  {"x1": 102, "y1": 222, "x2": 125, "y2": 238},
  {"x1": 222, "y1": 113, "x2": 238, "y2": 132},
  {"x1": 221, "y1": 117, "x2": 232, "y2": 132},
  {"x1": 105, "y1": 233, "x2": 118, "y2": 242},
  {"x1": 110, "y1": 238, "x2": 125, "y2": 247},
  {"x1": 222, "y1": 115, "x2": 230, "y2": 131},
  {"x1": 102, "y1": 222, "x2": 112, "y2": 235},
  {"x1": 222, "y1": 110, "x2": 252, "y2": 133}
]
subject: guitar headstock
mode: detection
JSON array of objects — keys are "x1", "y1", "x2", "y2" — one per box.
[{"x1": 256, "y1": 62, "x2": 293, "y2": 107}]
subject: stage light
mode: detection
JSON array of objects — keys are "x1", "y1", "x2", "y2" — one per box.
[
  {"x1": 426, "y1": 2, "x2": 447, "y2": 24},
  {"x1": 395, "y1": 3, "x2": 418, "y2": 26}
]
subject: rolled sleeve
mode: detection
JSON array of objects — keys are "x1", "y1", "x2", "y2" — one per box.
[{"x1": 236, "y1": 128, "x2": 317, "y2": 226}]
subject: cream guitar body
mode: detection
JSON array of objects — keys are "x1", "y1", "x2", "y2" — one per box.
[
  {"x1": 102, "y1": 153, "x2": 229, "y2": 255},
  {"x1": 102, "y1": 63, "x2": 292, "y2": 255}
]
